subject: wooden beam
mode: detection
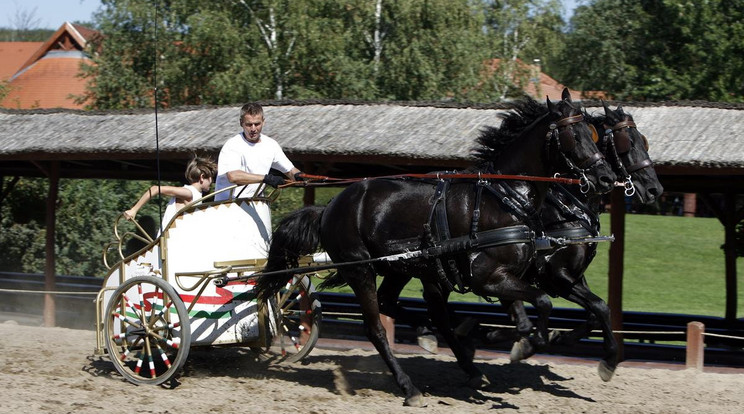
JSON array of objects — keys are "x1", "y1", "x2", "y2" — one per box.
[{"x1": 44, "y1": 161, "x2": 60, "y2": 327}]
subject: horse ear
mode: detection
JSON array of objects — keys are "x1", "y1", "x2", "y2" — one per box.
[
  {"x1": 546, "y1": 96, "x2": 556, "y2": 113},
  {"x1": 617, "y1": 104, "x2": 624, "y2": 114},
  {"x1": 602, "y1": 100, "x2": 612, "y2": 116},
  {"x1": 562, "y1": 87, "x2": 571, "y2": 102}
]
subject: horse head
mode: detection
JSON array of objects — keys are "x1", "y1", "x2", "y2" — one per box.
[
  {"x1": 545, "y1": 88, "x2": 616, "y2": 194},
  {"x1": 598, "y1": 101, "x2": 664, "y2": 204}
]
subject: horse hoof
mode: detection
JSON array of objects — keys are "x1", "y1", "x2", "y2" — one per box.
[
  {"x1": 510, "y1": 337, "x2": 534, "y2": 362},
  {"x1": 417, "y1": 334, "x2": 438, "y2": 354},
  {"x1": 598, "y1": 360, "x2": 616, "y2": 382},
  {"x1": 403, "y1": 392, "x2": 426, "y2": 407},
  {"x1": 467, "y1": 374, "x2": 490, "y2": 389}
]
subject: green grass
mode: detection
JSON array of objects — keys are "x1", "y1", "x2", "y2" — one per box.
[{"x1": 309, "y1": 212, "x2": 742, "y2": 318}]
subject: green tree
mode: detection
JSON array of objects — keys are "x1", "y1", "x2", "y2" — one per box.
[
  {"x1": 560, "y1": 0, "x2": 744, "y2": 102},
  {"x1": 558, "y1": 0, "x2": 648, "y2": 99},
  {"x1": 476, "y1": 0, "x2": 566, "y2": 100},
  {"x1": 0, "y1": 176, "x2": 175, "y2": 277},
  {"x1": 80, "y1": 0, "x2": 496, "y2": 106},
  {"x1": 637, "y1": 0, "x2": 744, "y2": 101},
  {"x1": 374, "y1": 0, "x2": 489, "y2": 101}
]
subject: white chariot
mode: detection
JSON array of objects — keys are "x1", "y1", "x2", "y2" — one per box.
[{"x1": 94, "y1": 186, "x2": 328, "y2": 385}]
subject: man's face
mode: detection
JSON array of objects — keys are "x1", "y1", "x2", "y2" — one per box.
[{"x1": 241, "y1": 114, "x2": 264, "y2": 143}]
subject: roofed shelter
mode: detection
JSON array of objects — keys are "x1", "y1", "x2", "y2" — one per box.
[{"x1": 0, "y1": 102, "x2": 742, "y2": 345}]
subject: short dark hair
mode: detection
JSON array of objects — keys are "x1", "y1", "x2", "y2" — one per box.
[{"x1": 240, "y1": 103, "x2": 264, "y2": 124}]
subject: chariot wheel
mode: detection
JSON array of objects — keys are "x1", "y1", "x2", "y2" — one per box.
[
  {"x1": 103, "y1": 276, "x2": 191, "y2": 385},
  {"x1": 266, "y1": 274, "x2": 321, "y2": 363}
]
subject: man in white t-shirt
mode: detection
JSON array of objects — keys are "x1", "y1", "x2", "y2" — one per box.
[{"x1": 215, "y1": 103, "x2": 303, "y2": 242}]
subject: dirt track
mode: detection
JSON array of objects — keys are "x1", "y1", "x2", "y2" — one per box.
[{"x1": 1, "y1": 322, "x2": 743, "y2": 413}]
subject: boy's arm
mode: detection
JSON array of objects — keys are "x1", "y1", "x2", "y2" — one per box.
[{"x1": 124, "y1": 185, "x2": 194, "y2": 220}]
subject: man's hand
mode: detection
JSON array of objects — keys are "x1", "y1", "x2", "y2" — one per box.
[{"x1": 263, "y1": 174, "x2": 285, "y2": 188}]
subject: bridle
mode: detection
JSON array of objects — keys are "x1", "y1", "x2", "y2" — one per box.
[
  {"x1": 600, "y1": 117, "x2": 653, "y2": 197},
  {"x1": 546, "y1": 112, "x2": 605, "y2": 194}
]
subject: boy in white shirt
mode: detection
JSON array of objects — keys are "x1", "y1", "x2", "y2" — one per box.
[{"x1": 124, "y1": 155, "x2": 217, "y2": 233}]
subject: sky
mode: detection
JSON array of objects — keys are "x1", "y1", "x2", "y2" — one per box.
[
  {"x1": 2, "y1": 0, "x2": 580, "y2": 30},
  {"x1": 2, "y1": 0, "x2": 102, "y2": 29}
]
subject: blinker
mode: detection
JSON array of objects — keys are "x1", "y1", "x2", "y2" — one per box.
[
  {"x1": 612, "y1": 128, "x2": 631, "y2": 154},
  {"x1": 588, "y1": 124, "x2": 599, "y2": 143}
]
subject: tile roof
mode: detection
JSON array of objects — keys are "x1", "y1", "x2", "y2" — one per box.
[
  {"x1": 0, "y1": 42, "x2": 44, "y2": 80},
  {"x1": 1, "y1": 51, "x2": 92, "y2": 109}
]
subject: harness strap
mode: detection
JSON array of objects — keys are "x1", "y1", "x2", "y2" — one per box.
[
  {"x1": 426, "y1": 180, "x2": 466, "y2": 292},
  {"x1": 470, "y1": 181, "x2": 485, "y2": 237},
  {"x1": 547, "y1": 184, "x2": 600, "y2": 235},
  {"x1": 423, "y1": 225, "x2": 534, "y2": 257},
  {"x1": 544, "y1": 227, "x2": 595, "y2": 239}
]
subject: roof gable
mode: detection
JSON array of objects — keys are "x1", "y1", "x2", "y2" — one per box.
[{"x1": 16, "y1": 22, "x2": 94, "y2": 73}]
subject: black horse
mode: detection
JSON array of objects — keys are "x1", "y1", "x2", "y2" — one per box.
[
  {"x1": 256, "y1": 91, "x2": 615, "y2": 406},
  {"x1": 484, "y1": 102, "x2": 663, "y2": 381}
]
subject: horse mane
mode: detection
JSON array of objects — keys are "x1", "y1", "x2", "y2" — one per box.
[{"x1": 472, "y1": 96, "x2": 549, "y2": 164}]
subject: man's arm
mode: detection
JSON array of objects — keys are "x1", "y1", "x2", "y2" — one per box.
[{"x1": 225, "y1": 170, "x2": 265, "y2": 185}]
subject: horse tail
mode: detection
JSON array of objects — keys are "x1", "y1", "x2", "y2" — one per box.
[{"x1": 255, "y1": 205, "x2": 325, "y2": 302}]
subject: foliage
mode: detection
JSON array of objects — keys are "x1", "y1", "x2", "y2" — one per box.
[
  {"x1": 0, "y1": 28, "x2": 54, "y2": 41},
  {"x1": 560, "y1": 0, "x2": 744, "y2": 102},
  {"x1": 79, "y1": 0, "x2": 511, "y2": 107},
  {"x1": 0, "y1": 177, "x2": 174, "y2": 277},
  {"x1": 478, "y1": 0, "x2": 566, "y2": 100},
  {"x1": 0, "y1": 80, "x2": 11, "y2": 103}
]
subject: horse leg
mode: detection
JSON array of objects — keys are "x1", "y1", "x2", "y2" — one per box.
[
  {"x1": 420, "y1": 281, "x2": 488, "y2": 388},
  {"x1": 344, "y1": 267, "x2": 424, "y2": 406},
  {"x1": 559, "y1": 275, "x2": 618, "y2": 381},
  {"x1": 471, "y1": 264, "x2": 553, "y2": 362},
  {"x1": 476, "y1": 299, "x2": 530, "y2": 345},
  {"x1": 377, "y1": 274, "x2": 437, "y2": 353},
  {"x1": 377, "y1": 275, "x2": 410, "y2": 349}
]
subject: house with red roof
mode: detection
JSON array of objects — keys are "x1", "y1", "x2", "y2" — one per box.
[
  {"x1": 0, "y1": 22, "x2": 98, "y2": 109},
  {"x1": 484, "y1": 58, "x2": 589, "y2": 101}
]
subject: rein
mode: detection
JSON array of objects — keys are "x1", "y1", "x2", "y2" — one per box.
[{"x1": 282, "y1": 172, "x2": 582, "y2": 188}]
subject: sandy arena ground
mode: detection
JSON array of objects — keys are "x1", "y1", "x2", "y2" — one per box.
[{"x1": 1, "y1": 322, "x2": 743, "y2": 413}]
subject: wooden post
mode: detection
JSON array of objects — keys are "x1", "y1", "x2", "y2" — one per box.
[
  {"x1": 608, "y1": 187, "x2": 626, "y2": 360},
  {"x1": 301, "y1": 163, "x2": 316, "y2": 206},
  {"x1": 686, "y1": 321, "x2": 705, "y2": 371},
  {"x1": 43, "y1": 161, "x2": 60, "y2": 327},
  {"x1": 723, "y1": 192, "x2": 738, "y2": 322}
]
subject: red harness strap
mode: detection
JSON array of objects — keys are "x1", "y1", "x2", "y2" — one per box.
[{"x1": 283, "y1": 172, "x2": 581, "y2": 187}]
